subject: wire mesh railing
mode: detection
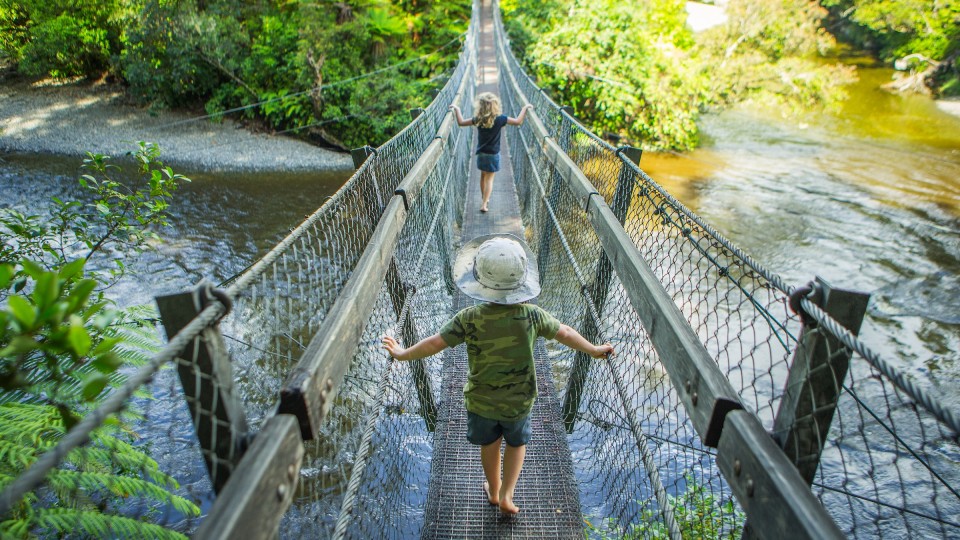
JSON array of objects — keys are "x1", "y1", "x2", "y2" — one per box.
[
  {"x1": 5, "y1": 1, "x2": 958, "y2": 538},
  {"x1": 493, "y1": 4, "x2": 960, "y2": 538},
  {"x1": 0, "y1": 6, "x2": 478, "y2": 537}
]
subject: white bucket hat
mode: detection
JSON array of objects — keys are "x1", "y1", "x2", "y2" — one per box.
[{"x1": 453, "y1": 234, "x2": 541, "y2": 304}]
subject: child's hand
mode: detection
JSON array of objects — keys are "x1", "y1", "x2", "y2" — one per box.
[
  {"x1": 523, "y1": 104, "x2": 534, "y2": 110},
  {"x1": 592, "y1": 343, "x2": 614, "y2": 359},
  {"x1": 381, "y1": 335, "x2": 405, "y2": 360},
  {"x1": 449, "y1": 105, "x2": 460, "y2": 111}
]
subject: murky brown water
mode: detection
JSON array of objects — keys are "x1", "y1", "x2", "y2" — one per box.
[{"x1": 642, "y1": 66, "x2": 960, "y2": 408}]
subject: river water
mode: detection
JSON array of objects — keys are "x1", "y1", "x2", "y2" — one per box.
[
  {"x1": 2, "y1": 65, "x2": 958, "y2": 533},
  {"x1": 643, "y1": 66, "x2": 960, "y2": 411}
]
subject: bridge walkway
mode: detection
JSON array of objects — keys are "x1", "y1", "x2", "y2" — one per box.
[{"x1": 419, "y1": 1, "x2": 582, "y2": 537}]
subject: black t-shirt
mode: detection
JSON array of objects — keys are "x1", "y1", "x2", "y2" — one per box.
[{"x1": 475, "y1": 115, "x2": 508, "y2": 155}]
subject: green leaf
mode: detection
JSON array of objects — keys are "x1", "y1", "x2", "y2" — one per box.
[
  {"x1": 7, "y1": 296, "x2": 36, "y2": 329},
  {"x1": 81, "y1": 375, "x2": 109, "y2": 401},
  {"x1": 68, "y1": 316, "x2": 92, "y2": 356},
  {"x1": 67, "y1": 279, "x2": 97, "y2": 312},
  {"x1": 91, "y1": 352, "x2": 122, "y2": 374},
  {"x1": 31, "y1": 271, "x2": 58, "y2": 311},
  {"x1": 0, "y1": 264, "x2": 12, "y2": 289},
  {"x1": 91, "y1": 336, "x2": 121, "y2": 355},
  {"x1": 0, "y1": 336, "x2": 39, "y2": 357},
  {"x1": 59, "y1": 259, "x2": 86, "y2": 281},
  {"x1": 20, "y1": 259, "x2": 44, "y2": 280}
]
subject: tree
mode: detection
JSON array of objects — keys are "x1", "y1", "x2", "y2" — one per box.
[
  {"x1": 820, "y1": 0, "x2": 960, "y2": 96},
  {"x1": 504, "y1": 0, "x2": 705, "y2": 151},
  {"x1": 0, "y1": 0, "x2": 125, "y2": 78}
]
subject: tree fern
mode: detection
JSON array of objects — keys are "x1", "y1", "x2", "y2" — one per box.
[
  {"x1": 0, "y1": 402, "x2": 200, "y2": 539},
  {"x1": 21, "y1": 508, "x2": 189, "y2": 540}
]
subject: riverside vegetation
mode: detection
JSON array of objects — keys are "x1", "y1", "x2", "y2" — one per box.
[
  {"x1": 0, "y1": 144, "x2": 198, "y2": 538},
  {"x1": 1, "y1": 1, "x2": 956, "y2": 152}
]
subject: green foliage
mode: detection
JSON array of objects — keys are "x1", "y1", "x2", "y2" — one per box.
[
  {"x1": 116, "y1": 0, "x2": 471, "y2": 147},
  {"x1": 504, "y1": 0, "x2": 858, "y2": 150},
  {"x1": 821, "y1": 0, "x2": 960, "y2": 95},
  {"x1": 822, "y1": 0, "x2": 960, "y2": 62},
  {"x1": 0, "y1": 146, "x2": 194, "y2": 538},
  {"x1": 0, "y1": 402, "x2": 199, "y2": 539},
  {"x1": 695, "y1": 0, "x2": 857, "y2": 114},
  {"x1": 585, "y1": 478, "x2": 746, "y2": 539},
  {"x1": 504, "y1": 0, "x2": 704, "y2": 151},
  {"x1": 0, "y1": 0, "x2": 125, "y2": 78}
]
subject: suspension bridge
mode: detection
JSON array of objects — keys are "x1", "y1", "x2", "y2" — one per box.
[{"x1": 2, "y1": 1, "x2": 959, "y2": 539}]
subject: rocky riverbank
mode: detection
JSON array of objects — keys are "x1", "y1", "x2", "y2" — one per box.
[{"x1": 0, "y1": 77, "x2": 353, "y2": 172}]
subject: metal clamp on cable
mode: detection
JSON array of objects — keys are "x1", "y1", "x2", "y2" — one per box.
[
  {"x1": 195, "y1": 280, "x2": 233, "y2": 324},
  {"x1": 788, "y1": 282, "x2": 819, "y2": 325},
  {"x1": 394, "y1": 188, "x2": 410, "y2": 211}
]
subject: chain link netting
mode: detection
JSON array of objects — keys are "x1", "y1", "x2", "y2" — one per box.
[
  {"x1": 0, "y1": 9, "x2": 477, "y2": 537},
  {"x1": 494, "y1": 5, "x2": 960, "y2": 538},
  {"x1": 7, "y1": 2, "x2": 958, "y2": 538}
]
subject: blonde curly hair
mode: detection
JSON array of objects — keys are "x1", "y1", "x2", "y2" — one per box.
[{"x1": 473, "y1": 92, "x2": 502, "y2": 129}]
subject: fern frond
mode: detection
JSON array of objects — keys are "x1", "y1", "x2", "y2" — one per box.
[
  {"x1": 47, "y1": 470, "x2": 200, "y2": 517},
  {"x1": 28, "y1": 507, "x2": 189, "y2": 540}
]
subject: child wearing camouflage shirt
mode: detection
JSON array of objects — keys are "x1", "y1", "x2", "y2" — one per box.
[{"x1": 381, "y1": 234, "x2": 613, "y2": 515}]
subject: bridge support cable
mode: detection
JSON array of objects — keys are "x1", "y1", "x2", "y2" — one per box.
[
  {"x1": 490, "y1": 4, "x2": 858, "y2": 539},
  {"x1": 514, "y1": 109, "x2": 685, "y2": 538}
]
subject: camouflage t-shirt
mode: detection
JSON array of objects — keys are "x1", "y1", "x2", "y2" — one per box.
[{"x1": 439, "y1": 303, "x2": 561, "y2": 421}]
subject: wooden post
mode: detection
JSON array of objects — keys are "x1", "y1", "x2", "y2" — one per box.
[
  {"x1": 737, "y1": 277, "x2": 868, "y2": 540},
  {"x1": 773, "y1": 277, "x2": 870, "y2": 483},
  {"x1": 193, "y1": 415, "x2": 304, "y2": 540},
  {"x1": 351, "y1": 145, "x2": 376, "y2": 170},
  {"x1": 155, "y1": 281, "x2": 249, "y2": 493},
  {"x1": 561, "y1": 147, "x2": 641, "y2": 431},
  {"x1": 386, "y1": 258, "x2": 438, "y2": 431}
]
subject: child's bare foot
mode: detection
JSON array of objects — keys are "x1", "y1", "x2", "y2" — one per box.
[
  {"x1": 483, "y1": 481, "x2": 498, "y2": 506},
  {"x1": 499, "y1": 491, "x2": 519, "y2": 514},
  {"x1": 480, "y1": 204, "x2": 489, "y2": 213}
]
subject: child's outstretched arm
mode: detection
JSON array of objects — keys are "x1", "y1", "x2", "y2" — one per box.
[
  {"x1": 506, "y1": 103, "x2": 534, "y2": 126},
  {"x1": 449, "y1": 105, "x2": 472, "y2": 126},
  {"x1": 553, "y1": 324, "x2": 614, "y2": 358},
  {"x1": 382, "y1": 333, "x2": 448, "y2": 361}
]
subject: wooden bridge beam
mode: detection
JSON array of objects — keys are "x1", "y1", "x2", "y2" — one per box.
[{"x1": 279, "y1": 59, "x2": 472, "y2": 440}]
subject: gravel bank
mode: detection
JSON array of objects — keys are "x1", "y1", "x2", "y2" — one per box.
[{"x1": 0, "y1": 78, "x2": 353, "y2": 172}]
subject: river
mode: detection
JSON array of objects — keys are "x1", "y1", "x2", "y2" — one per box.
[
  {"x1": 1, "y1": 65, "x2": 958, "y2": 534},
  {"x1": 643, "y1": 66, "x2": 960, "y2": 411}
]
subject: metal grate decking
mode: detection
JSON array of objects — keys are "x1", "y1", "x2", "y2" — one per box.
[{"x1": 420, "y1": 2, "x2": 582, "y2": 536}]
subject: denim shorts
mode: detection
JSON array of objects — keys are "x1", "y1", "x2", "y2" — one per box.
[
  {"x1": 466, "y1": 411, "x2": 532, "y2": 447},
  {"x1": 476, "y1": 152, "x2": 501, "y2": 172}
]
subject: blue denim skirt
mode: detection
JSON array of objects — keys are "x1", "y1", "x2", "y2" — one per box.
[{"x1": 476, "y1": 152, "x2": 501, "y2": 172}]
